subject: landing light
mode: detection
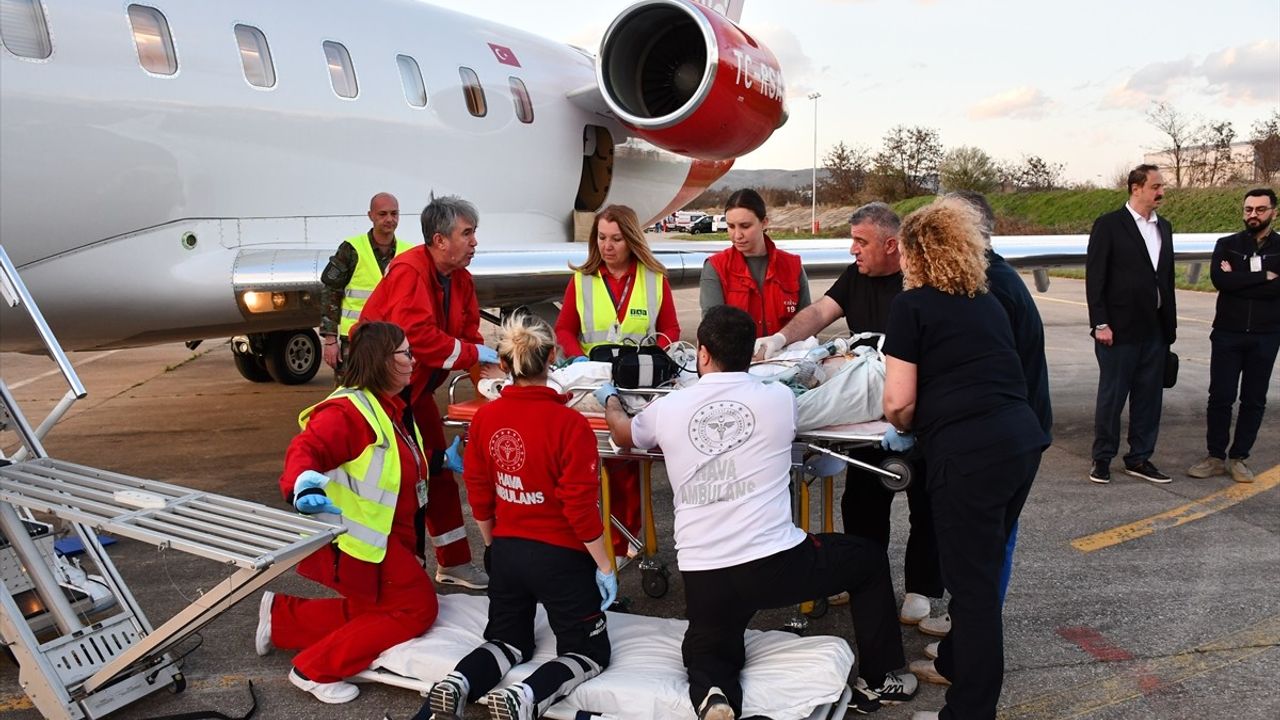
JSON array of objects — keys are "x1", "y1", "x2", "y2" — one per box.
[{"x1": 242, "y1": 290, "x2": 287, "y2": 313}]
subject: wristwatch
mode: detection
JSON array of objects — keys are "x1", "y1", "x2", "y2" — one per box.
[{"x1": 1094, "y1": 324, "x2": 1109, "y2": 331}]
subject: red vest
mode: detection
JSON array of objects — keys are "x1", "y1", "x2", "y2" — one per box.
[{"x1": 708, "y1": 236, "x2": 802, "y2": 338}]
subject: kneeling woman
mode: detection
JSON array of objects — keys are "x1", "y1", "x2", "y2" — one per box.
[
  {"x1": 425, "y1": 313, "x2": 615, "y2": 720},
  {"x1": 260, "y1": 321, "x2": 438, "y2": 705}
]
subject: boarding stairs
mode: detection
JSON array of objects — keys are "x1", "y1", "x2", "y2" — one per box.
[{"x1": 0, "y1": 245, "x2": 344, "y2": 719}]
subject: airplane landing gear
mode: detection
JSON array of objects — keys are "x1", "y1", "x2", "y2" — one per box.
[{"x1": 231, "y1": 329, "x2": 321, "y2": 385}]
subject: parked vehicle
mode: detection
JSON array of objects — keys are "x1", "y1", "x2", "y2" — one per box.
[{"x1": 689, "y1": 215, "x2": 715, "y2": 234}]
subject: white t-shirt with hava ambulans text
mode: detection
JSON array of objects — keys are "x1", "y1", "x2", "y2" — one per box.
[{"x1": 630, "y1": 372, "x2": 806, "y2": 571}]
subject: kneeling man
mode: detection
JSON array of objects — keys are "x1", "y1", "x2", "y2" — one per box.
[{"x1": 598, "y1": 305, "x2": 915, "y2": 718}]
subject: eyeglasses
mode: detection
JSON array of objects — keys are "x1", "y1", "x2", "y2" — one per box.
[
  {"x1": 1243, "y1": 206, "x2": 1274, "y2": 215},
  {"x1": 393, "y1": 349, "x2": 414, "y2": 361}
]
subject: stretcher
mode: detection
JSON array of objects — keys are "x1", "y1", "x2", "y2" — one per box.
[
  {"x1": 357, "y1": 593, "x2": 855, "y2": 720},
  {"x1": 443, "y1": 378, "x2": 912, "y2": 618}
]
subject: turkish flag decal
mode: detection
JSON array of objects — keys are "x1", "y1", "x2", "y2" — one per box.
[{"x1": 488, "y1": 43, "x2": 521, "y2": 68}]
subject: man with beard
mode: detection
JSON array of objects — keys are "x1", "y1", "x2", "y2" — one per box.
[
  {"x1": 1085, "y1": 164, "x2": 1177, "y2": 485},
  {"x1": 1187, "y1": 188, "x2": 1280, "y2": 484}
]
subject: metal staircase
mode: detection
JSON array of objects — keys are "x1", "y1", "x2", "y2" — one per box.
[{"x1": 0, "y1": 245, "x2": 343, "y2": 719}]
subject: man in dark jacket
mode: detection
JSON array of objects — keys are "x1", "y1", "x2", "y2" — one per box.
[
  {"x1": 1187, "y1": 187, "x2": 1279, "y2": 484},
  {"x1": 1085, "y1": 164, "x2": 1177, "y2": 485}
]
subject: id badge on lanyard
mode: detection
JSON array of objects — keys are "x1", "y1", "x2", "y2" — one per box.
[
  {"x1": 1250, "y1": 254, "x2": 1263, "y2": 273},
  {"x1": 393, "y1": 422, "x2": 428, "y2": 508}
]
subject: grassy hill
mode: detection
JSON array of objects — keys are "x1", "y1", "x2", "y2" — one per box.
[{"x1": 890, "y1": 187, "x2": 1246, "y2": 235}]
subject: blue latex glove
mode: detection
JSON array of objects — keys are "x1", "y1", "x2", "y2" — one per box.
[
  {"x1": 593, "y1": 381, "x2": 619, "y2": 408},
  {"x1": 595, "y1": 568, "x2": 618, "y2": 611},
  {"x1": 570, "y1": 355, "x2": 590, "y2": 364},
  {"x1": 881, "y1": 427, "x2": 916, "y2": 452},
  {"x1": 444, "y1": 436, "x2": 464, "y2": 473},
  {"x1": 293, "y1": 470, "x2": 342, "y2": 515},
  {"x1": 475, "y1": 344, "x2": 499, "y2": 364}
]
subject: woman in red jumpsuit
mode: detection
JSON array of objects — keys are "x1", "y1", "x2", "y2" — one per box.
[
  {"x1": 254, "y1": 321, "x2": 438, "y2": 705},
  {"x1": 423, "y1": 312, "x2": 615, "y2": 720}
]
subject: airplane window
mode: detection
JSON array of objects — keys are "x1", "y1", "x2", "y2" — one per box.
[
  {"x1": 0, "y1": 0, "x2": 52, "y2": 59},
  {"x1": 509, "y1": 77, "x2": 534, "y2": 124},
  {"x1": 323, "y1": 40, "x2": 358, "y2": 98},
  {"x1": 127, "y1": 5, "x2": 177, "y2": 76},
  {"x1": 234, "y1": 25, "x2": 275, "y2": 88},
  {"x1": 459, "y1": 67, "x2": 486, "y2": 117},
  {"x1": 397, "y1": 54, "x2": 427, "y2": 108}
]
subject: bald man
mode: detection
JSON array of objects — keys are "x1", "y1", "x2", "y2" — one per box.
[{"x1": 319, "y1": 193, "x2": 414, "y2": 372}]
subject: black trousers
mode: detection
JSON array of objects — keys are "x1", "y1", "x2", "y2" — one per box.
[
  {"x1": 1092, "y1": 337, "x2": 1167, "y2": 465},
  {"x1": 1206, "y1": 329, "x2": 1280, "y2": 460},
  {"x1": 842, "y1": 453, "x2": 943, "y2": 598},
  {"x1": 681, "y1": 534, "x2": 904, "y2": 716},
  {"x1": 931, "y1": 449, "x2": 1040, "y2": 720},
  {"x1": 451, "y1": 537, "x2": 609, "y2": 709}
]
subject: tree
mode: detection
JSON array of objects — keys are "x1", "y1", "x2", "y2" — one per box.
[
  {"x1": 1013, "y1": 155, "x2": 1064, "y2": 191},
  {"x1": 939, "y1": 146, "x2": 1000, "y2": 194},
  {"x1": 1147, "y1": 101, "x2": 1197, "y2": 188},
  {"x1": 873, "y1": 125, "x2": 943, "y2": 200},
  {"x1": 1251, "y1": 109, "x2": 1280, "y2": 182},
  {"x1": 818, "y1": 142, "x2": 870, "y2": 204},
  {"x1": 1188, "y1": 120, "x2": 1237, "y2": 187}
]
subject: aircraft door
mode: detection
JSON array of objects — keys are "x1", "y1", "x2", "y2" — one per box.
[{"x1": 575, "y1": 125, "x2": 614, "y2": 212}]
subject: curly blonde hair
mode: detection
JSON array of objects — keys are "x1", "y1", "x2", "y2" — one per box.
[{"x1": 899, "y1": 199, "x2": 989, "y2": 297}]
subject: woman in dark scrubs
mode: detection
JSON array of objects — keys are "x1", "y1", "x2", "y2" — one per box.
[{"x1": 882, "y1": 199, "x2": 1049, "y2": 720}]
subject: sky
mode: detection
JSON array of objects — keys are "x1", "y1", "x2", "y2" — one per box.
[{"x1": 430, "y1": 0, "x2": 1280, "y2": 185}]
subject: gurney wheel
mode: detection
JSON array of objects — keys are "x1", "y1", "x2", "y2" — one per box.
[
  {"x1": 879, "y1": 457, "x2": 913, "y2": 492},
  {"x1": 641, "y1": 566, "x2": 670, "y2": 598},
  {"x1": 806, "y1": 596, "x2": 829, "y2": 618},
  {"x1": 168, "y1": 672, "x2": 186, "y2": 694}
]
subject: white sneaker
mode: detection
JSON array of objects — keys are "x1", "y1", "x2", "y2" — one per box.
[
  {"x1": 924, "y1": 640, "x2": 939, "y2": 660},
  {"x1": 696, "y1": 686, "x2": 735, "y2": 720},
  {"x1": 436, "y1": 563, "x2": 489, "y2": 590},
  {"x1": 288, "y1": 668, "x2": 359, "y2": 704},
  {"x1": 912, "y1": 712, "x2": 941, "y2": 720},
  {"x1": 899, "y1": 592, "x2": 930, "y2": 625},
  {"x1": 918, "y1": 613, "x2": 951, "y2": 637},
  {"x1": 909, "y1": 658, "x2": 951, "y2": 686},
  {"x1": 254, "y1": 591, "x2": 274, "y2": 656},
  {"x1": 485, "y1": 684, "x2": 534, "y2": 720}
]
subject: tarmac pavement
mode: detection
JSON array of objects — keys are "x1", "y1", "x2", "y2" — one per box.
[{"x1": 1, "y1": 275, "x2": 1276, "y2": 720}]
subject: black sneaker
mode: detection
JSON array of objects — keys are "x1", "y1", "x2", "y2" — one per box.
[
  {"x1": 1088, "y1": 460, "x2": 1110, "y2": 484},
  {"x1": 1125, "y1": 461, "x2": 1171, "y2": 484},
  {"x1": 849, "y1": 678, "x2": 882, "y2": 715}
]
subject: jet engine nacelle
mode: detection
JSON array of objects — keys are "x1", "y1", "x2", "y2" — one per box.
[{"x1": 597, "y1": 0, "x2": 786, "y2": 161}]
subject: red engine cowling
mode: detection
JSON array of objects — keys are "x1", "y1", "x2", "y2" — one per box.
[{"x1": 597, "y1": 0, "x2": 787, "y2": 161}]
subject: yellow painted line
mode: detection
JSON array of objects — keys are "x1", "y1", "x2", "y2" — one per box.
[
  {"x1": 1000, "y1": 613, "x2": 1280, "y2": 719},
  {"x1": 1031, "y1": 294, "x2": 1212, "y2": 326},
  {"x1": 0, "y1": 672, "x2": 278, "y2": 711},
  {"x1": 1072, "y1": 464, "x2": 1280, "y2": 552}
]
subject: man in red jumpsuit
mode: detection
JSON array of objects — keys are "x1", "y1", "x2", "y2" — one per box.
[{"x1": 359, "y1": 195, "x2": 497, "y2": 589}]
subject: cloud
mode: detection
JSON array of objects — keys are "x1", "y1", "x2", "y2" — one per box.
[
  {"x1": 968, "y1": 86, "x2": 1052, "y2": 119},
  {"x1": 1101, "y1": 40, "x2": 1279, "y2": 109},
  {"x1": 1201, "y1": 40, "x2": 1280, "y2": 103},
  {"x1": 751, "y1": 23, "x2": 818, "y2": 99}
]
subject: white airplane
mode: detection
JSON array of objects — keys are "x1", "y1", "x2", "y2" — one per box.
[{"x1": 0, "y1": 0, "x2": 1215, "y2": 384}]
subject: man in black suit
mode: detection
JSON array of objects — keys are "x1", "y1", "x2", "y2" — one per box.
[{"x1": 1085, "y1": 164, "x2": 1177, "y2": 484}]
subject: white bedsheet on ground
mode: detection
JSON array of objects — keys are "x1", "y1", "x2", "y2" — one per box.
[{"x1": 359, "y1": 594, "x2": 854, "y2": 720}]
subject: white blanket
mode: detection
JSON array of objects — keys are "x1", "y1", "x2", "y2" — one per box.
[{"x1": 359, "y1": 594, "x2": 854, "y2": 720}]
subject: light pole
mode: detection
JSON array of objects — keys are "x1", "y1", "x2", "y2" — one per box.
[{"x1": 808, "y1": 92, "x2": 821, "y2": 236}]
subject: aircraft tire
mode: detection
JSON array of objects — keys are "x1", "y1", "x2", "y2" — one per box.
[
  {"x1": 263, "y1": 329, "x2": 321, "y2": 385},
  {"x1": 231, "y1": 346, "x2": 273, "y2": 383}
]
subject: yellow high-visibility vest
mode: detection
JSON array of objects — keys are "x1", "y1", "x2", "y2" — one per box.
[
  {"x1": 339, "y1": 235, "x2": 413, "y2": 335},
  {"x1": 297, "y1": 387, "x2": 424, "y2": 563},
  {"x1": 573, "y1": 264, "x2": 664, "y2": 355}
]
